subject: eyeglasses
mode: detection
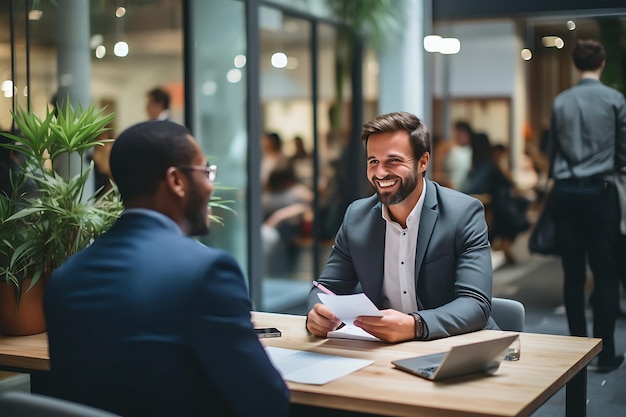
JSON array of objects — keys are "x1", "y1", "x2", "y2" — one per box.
[{"x1": 177, "y1": 164, "x2": 218, "y2": 183}]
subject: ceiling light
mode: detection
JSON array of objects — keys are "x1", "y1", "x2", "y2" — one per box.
[
  {"x1": 423, "y1": 35, "x2": 442, "y2": 53},
  {"x1": 567, "y1": 20, "x2": 576, "y2": 31},
  {"x1": 542, "y1": 36, "x2": 564, "y2": 48},
  {"x1": 271, "y1": 52, "x2": 288, "y2": 69},
  {"x1": 226, "y1": 69, "x2": 242, "y2": 83},
  {"x1": 114, "y1": 41, "x2": 129, "y2": 57},
  {"x1": 234, "y1": 55, "x2": 247, "y2": 68},
  {"x1": 90, "y1": 34, "x2": 104, "y2": 49},
  {"x1": 202, "y1": 81, "x2": 217, "y2": 96},
  {"x1": 521, "y1": 49, "x2": 532, "y2": 61},
  {"x1": 116, "y1": 7, "x2": 126, "y2": 18},
  {"x1": 95, "y1": 45, "x2": 106, "y2": 59},
  {"x1": 2, "y1": 80, "x2": 14, "y2": 98},
  {"x1": 28, "y1": 9, "x2": 43, "y2": 21},
  {"x1": 439, "y1": 38, "x2": 461, "y2": 55}
]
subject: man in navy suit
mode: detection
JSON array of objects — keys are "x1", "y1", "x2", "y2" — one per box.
[
  {"x1": 306, "y1": 112, "x2": 497, "y2": 342},
  {"x1": 44, "y1": 121, "x2": 289, "y2": 417}
]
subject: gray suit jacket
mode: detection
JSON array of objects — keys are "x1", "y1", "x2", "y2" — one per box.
[{"x1": 307, "y1": 180, "x2": 497, "y2": 340}]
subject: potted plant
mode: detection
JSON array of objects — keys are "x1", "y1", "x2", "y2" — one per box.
[{"x1": 0, "y1": 102, "x2": 122, "y2": 336}]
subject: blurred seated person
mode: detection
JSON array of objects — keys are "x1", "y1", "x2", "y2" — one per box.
[
  {"x1": 261, "y1": 132, "x2": 290, "y2": 189},
  {"x1": 262, "y1": 164, "x2": 313, "y2": 275},
  {"x1": 289, "y1": 135, "x2": 313, "y2": 187},
  {"x1": 462, "y1": 133, "x2": 529, "y2": 263},
  {"x1": 443, "y1": 121, "x2": 474, "y2": 190}
]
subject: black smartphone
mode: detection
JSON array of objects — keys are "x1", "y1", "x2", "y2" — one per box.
[{"x1": 255, "y1": 327, "x2": 282, "y2": 338}]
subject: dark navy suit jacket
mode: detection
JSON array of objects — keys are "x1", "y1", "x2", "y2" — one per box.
[{"x1": 44, "y1": 211, "x2": 289, "y2": 417}]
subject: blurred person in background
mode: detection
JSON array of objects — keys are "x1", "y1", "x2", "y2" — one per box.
[
  {"x1": 260, "y1": 131, "x2": 290, "y2": 189},
  {"x1": 547, "y1": 39, "x2": 625, "y2": 373},
  {"x1": 462, "y1": 133, "x2": 529, "y2": 264},
  {"x1": 0, "y1": 131, "x2": 36, "y2": 198},
  {"x1": 146, "y1": 87, "x2": 171, "y2": 121},
  {"x1": 443, "y1": 121, "x2": 474, "y2": 190}
]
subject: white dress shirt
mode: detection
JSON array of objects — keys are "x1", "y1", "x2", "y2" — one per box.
[{"x1": 381, "y1": 177, "x2": 426, "y2": 313}]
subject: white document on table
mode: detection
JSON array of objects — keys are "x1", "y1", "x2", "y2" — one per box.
[
  {"x1": 265, "y1": 346, "x2": 374, "y2": 385},
  {"x1": 317, "y1": 293, "x2": 382, "y2": 324}
]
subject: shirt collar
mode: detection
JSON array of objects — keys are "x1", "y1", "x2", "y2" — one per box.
[{"x1": 122, "y1": 208, "x2": 183, "y2": 235}]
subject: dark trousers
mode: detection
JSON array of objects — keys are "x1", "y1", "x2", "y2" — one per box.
[{"x1": 553, "y1": 180, "x2": 620, "y2": 358}]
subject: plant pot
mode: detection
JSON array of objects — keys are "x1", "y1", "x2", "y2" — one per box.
[{"x1": 0, "y1": 278, "x2": 46, "y2": 336}]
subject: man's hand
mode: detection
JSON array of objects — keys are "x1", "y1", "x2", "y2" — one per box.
[
  {"x1": 354, "y1": 309, "x2": 415, "y2": 343},
  {"x1": 306, "y1": 303, "x2": 342, "y2": 337}
]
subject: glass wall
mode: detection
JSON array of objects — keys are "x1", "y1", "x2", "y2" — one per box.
[
  {"x1": 2, "y1": 0, "x2": 367, "y2": 312},
  {"x1": 0, "y1": 0, "x2": 184, "y2": 184},
  {"x1": 189, "y1": 0, "x2": 249, "y2": 275},
  {"x1": 1, "y1": 0, "x2": 184, "y2": 126},
  {"x1": 256, "y1": 6, "x2": 362, "y2": 311}
]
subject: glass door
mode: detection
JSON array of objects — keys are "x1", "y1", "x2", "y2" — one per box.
[
  {"x1": 257, "y1": 6, "x2": 361, "y2": 313},
  {"x1": 259, "y1": 7, "x2": 315, "y2": 311}
]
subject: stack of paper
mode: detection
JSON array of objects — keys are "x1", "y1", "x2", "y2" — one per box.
[{"x1": 327, "y1": 324, "x2": 381, "y2": 342}]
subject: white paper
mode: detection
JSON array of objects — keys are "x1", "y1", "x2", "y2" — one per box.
[
  {"x1": 317, "y1": 293, "x2": 382, "y2": 324},
  {"x1": 265, "y1": 346, "x2": 374, "y2": 385},
  {"x1": 327, "y1": 324, "x2": 381, "y2": 342}
]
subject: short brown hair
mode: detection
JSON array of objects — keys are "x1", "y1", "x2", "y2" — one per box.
[
  {"x1": 147, "y1": 87, "x2": 171, "y2": 110},
  {"x1": 361, "y1": 111, "x2": 431, "y2": 160},
  {"x1": 572, "y1": 39, "x2": 605, "y2": 72}
]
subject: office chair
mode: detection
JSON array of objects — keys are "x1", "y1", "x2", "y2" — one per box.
[
  {"x1": 0, "y1": 391, "x2": 120, "y2": 417},
  {"x1": 491, "y1": 297, "x2": 525, "y2": 332}
]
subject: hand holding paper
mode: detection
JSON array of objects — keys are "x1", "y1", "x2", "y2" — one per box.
[
  {"x1": 317, "y1": 293, "x2": 382, "y2": 324},
  {"x1": 316, "y1": 293, "x2": 384, "y2": 342}
]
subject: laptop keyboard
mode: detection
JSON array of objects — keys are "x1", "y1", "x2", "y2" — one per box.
[{"x1": 418, "y1": 366, "x2": 439, "y2": 377}]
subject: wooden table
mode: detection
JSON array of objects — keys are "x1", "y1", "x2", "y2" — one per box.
[
  {"x1": 0, "y1": 313, "x2": 601, "y2": 417},
  {"x1": 253, "y1": 312, "x2": 601, "y2": 417},
  {"x1": 0, "y1": 332, "x2": 48, "y2": 372}
]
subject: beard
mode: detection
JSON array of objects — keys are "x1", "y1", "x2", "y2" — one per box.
[
  {"x1": 373, "y1": 171, "x2": 419, "y2": 205},
  {"x1": 186, "y1": 186, "x2": 210, "y2": 236}
]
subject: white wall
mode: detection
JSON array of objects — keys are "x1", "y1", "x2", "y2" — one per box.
[
  {"x1": 435, "y1": 21, "x2": 519, "y2": 97},
  {"x1": 91, "y1": 56, "x2": 183, "y2": 135},
  {"x1": 433, "y1": 20, "x2": 527, "y2": 169}
]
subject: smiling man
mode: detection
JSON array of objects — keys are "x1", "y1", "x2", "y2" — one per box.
[{"x1": 306, "y1": 111, "x2": 498, "y2": 342}]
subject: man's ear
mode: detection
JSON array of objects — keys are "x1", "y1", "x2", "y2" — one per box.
[
  {"x1": 164, "y1": 166, "x2": 187, "y2": 198},
  {"x1": 418, "y1": 152, "x2": 430, "y2": 174}
]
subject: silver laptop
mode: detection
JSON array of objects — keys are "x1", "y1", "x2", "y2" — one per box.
[{"x1": 391, "y1": 334, "x2": 519, "y2": 381}]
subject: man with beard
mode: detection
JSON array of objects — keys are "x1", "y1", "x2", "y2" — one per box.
[
  {"x1": 306, "y1": 112, "x2": 497, "y2": 342},
  {"x1": 44, "y1": 121, "x2": 289, "y2": 417}
]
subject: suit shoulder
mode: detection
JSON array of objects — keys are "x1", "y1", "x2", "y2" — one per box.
[
  {"x1": 432, "y1": 182, "x2": 481, "y2": 205},
  {"x1": 345, "y1": 194, "x2": 380, "y2": 214},
  {"x1": 176, "y1": 237, "x2": 239, "y2": 265},
  {"x1": 430, "y1": 182, "x2": 484, "y2": 218}
]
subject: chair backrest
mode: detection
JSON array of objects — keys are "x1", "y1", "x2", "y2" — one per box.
[
  {"x1": 0, "y1": 391, "x2": 120, "y2": 417},
  {"x1": 491, "y1": 297, "x2": 525, "y2": 332}
]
